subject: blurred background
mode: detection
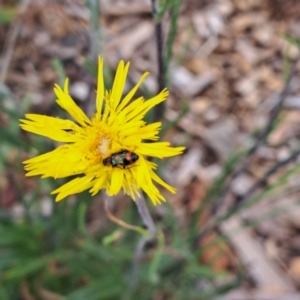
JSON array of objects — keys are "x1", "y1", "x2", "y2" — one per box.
[{"x1": 1, "y1": 0, "x2": 300, "y2": 299}]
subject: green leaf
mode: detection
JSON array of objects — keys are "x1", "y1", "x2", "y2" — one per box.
[
  {"x1": 164, "y1": 0, "x2": 181, "y2": 87},
  {"x1": 155, "y1": 0, "x2": 173, "y2": 23},
  {"x1": 0, "y1": 8, "x2": 16, "y2": 24},
  {"x1": 0, "y1": 251, "x2": 19, "y2": 272},
  {"x1": 102, "y1": 230, "x2": 123, "y2": 246},
  {"x1": 283, "y1": 34, "x2": 300, "y2": 51},
  {"x1": 3, "y1": 257, "x2": 47, "y2": 280},
  {"x1": 0, "y1": 128, "x2": 27, "y2": 149},
  {"x1": 83, "y1": 57, "x2": 98, "y2": 77},
  {"x1": 51, "y1": 59, "x2": 66, "y2": 86},
  {"x1": 187, "y1": 263, "x2": 228, "y2": 279},
  {"x1": 65, "y1": 278, "x2": 125, "y2": 300}
]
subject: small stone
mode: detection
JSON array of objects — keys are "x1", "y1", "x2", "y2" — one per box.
[
  {"x1": 203, "y1": 118, "x2": 237, "y2": 160},
  {"x1": 175, "y1": 148, "x2": 202, "y2": 186},
  {"x1": 34, "y1": 31, "x2": 51, "y2": 47},
  {"x1": 253, "y1": 24, "x2": 274, "y2": 46},
  {"x1": 172, "y1": 66, "x2": 215, "y2": 97},
  {"x1": 284, "y1": 96, "x2": 300, "y2": 110},
  {"x1": 235, "y1": 39, "x2": 260, "y2": 64},
  {"x1": 235, "y1": 76, "x2": 257, "y2": 96},
  {"x1": 203, "y1": 107, "x2": 220, "y2": 122},
  {"x1": 231, "y1": 174, "x2": 254, "y2": 196},
  {"x1": 198, "y1": 164, "x2": 222, "y2": 182},
  {"x1": 70, "y1": 81, "x2": 89, "y2": 102},
  {"x1": 192, "y1": 8, "x2": 225, "y2": 38},
  {"x1": 41, "y1": 197, "x2": 53, "y2": 217},
  {"x1": 276, "y1": 147, "x2": 291, "y2": 160},
  {"x1": 257, "y1": 147, "x2": 276, "y2": 160},
  {"x1": 190, "y1": 97, "x2": 210, "y2": 115}
]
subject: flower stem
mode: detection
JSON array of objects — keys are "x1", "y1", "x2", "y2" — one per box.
[
  {"x1": 135, "y1": 194, "x2": 156, "y2": 237},
  {"x1": 129, "y1": 194, "x2": 156, "y2": 292}
]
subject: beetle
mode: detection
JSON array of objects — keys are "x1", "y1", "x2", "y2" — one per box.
[{"x1": 103, "y1": 150, "x2": 139, "y2": 169}]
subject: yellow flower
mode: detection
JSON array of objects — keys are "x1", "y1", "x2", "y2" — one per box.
[{"x1": 20, "y1": 57, "x2": 185, "y2": 205}]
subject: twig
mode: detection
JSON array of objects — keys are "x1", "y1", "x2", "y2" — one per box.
[
  {"x1": 194, "y1": 61, "x2": 298, "y2": 244},
  {"x1": 129, "y1": 236, "x2": 149, "y2": 291},
  {"x1": 213, "y1": 61, "x2": 298, "y2": 210},
  {"x1": 129, "y1": 194, "x2": 156, "y2": 291},
  {"x1": 237, "y1": 148, "x2": 300, "y2": 203},
  {"x1": 151, "y1": 0, "x2": 165, "y2": 122},
  {"x1": 197, "y1": 148, "x2": 300, "y2": 243},
  {"x1": 104, "y1": 197, "x2": 150, "y2": 237}
]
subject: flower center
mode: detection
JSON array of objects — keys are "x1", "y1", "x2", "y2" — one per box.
[{"x1": 98, "y1": 136, "x2": 111, "y2": 156}]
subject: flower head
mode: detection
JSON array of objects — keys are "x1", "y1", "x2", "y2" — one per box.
[{"x1": 20, "y1": 57, "x2": 185, "y2": 205}]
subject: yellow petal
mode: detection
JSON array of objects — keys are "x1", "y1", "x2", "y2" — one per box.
[
  {"x1": 116, "y1": 97, "x2": 144, "y2": 124},
  {"x1": 52, "y1": 176, "x2": 95, "y2": 202},
  {"x1": 111, "y1": 61, "x2": 130, "y2": 112},
  {"x1": 138, "y1": 142, "x2": 185, "y2": 158},
  {"x1": 125, "y1": 89, "x2": 169, "y2": 123},
  {"x1": 116, "y1": 71, "x2": 149, "y2": 113},
  {"x1": 23, "y1": 114, "x2": 80, "y2": 130},
  {"x1": 142, "y1": 183, "x2": 166, "y2": 206},
  {"x1": 24, "y1": 145, "x2": 88, "y2": 178},
  {"x1": 110, "y1": 168, "x2": 124, "y2": 195},
  {"x1": 90, "y1": 173, "x2": 109, "y2": 196},
  {"x1": 55, "y1": 79, "x2": 91, "y2": 126},
  {"x1": 20, "y1": 123, "x2": 77, "y2": 143},
  {"x1": 149, "y1": 168, "x2": 176, "y2": 194},
  {"x1": 96, "y1": 56, "x2": 105, "y2": 114}
]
